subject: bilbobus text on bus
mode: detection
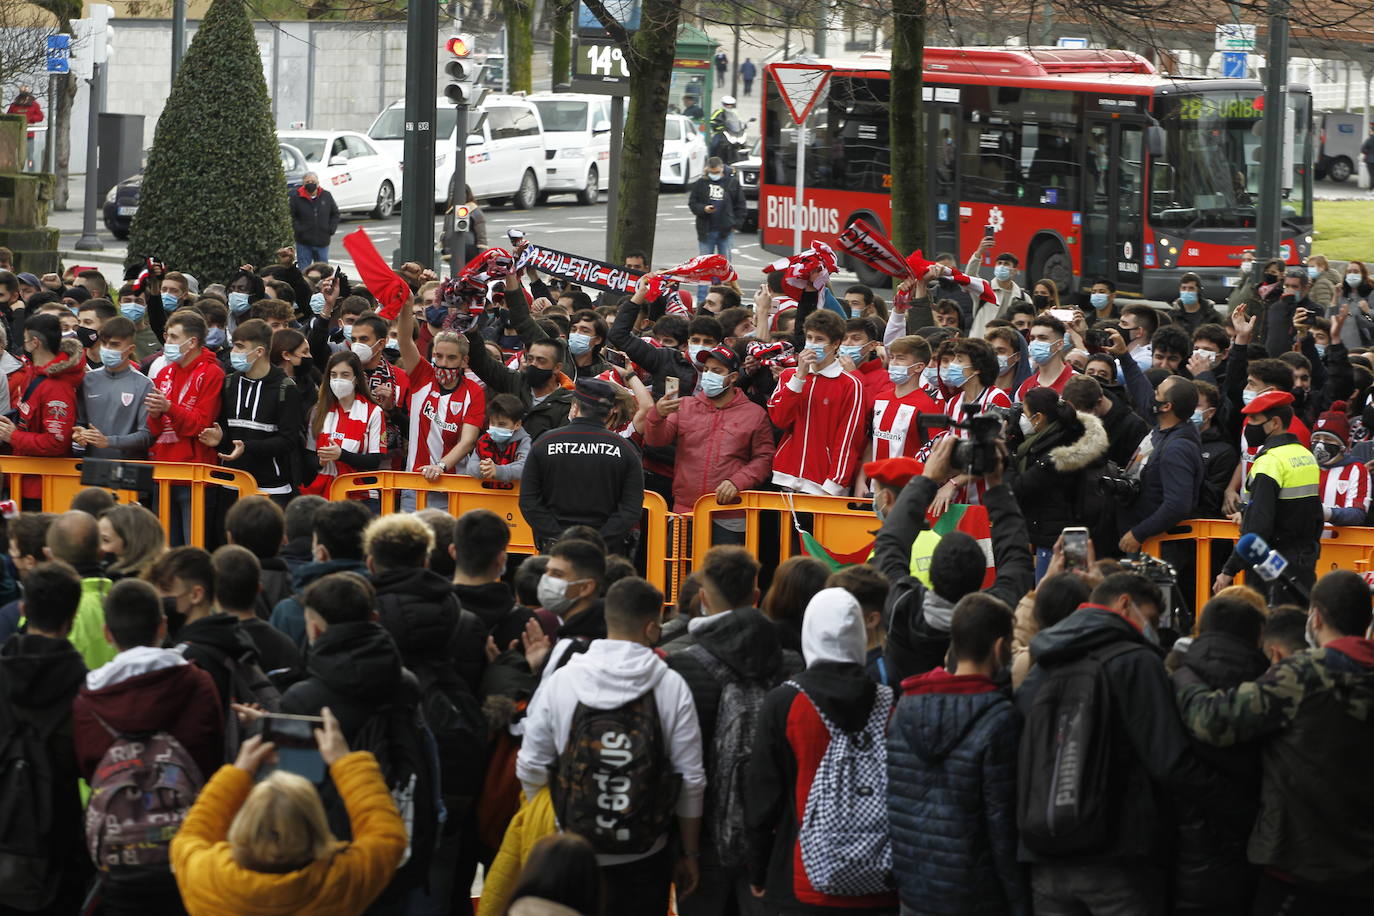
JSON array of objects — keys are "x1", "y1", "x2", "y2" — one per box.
[{"x1": 759, "y1": 47, "x2": 1314, "y2": 302}]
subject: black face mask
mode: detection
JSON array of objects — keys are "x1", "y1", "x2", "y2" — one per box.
[
  {"x1": 304, "y1": 182, "x2": 318, "y2": 192},
  {"x1": 297, "y1": 356, "x2": 314, "y2": 376},
  {"x1": 1244, "y1": 423, "x2": 1271, "y2": 449},
  {"x1": 1032, "y1": 294, "x2": 1050, "y2": 310},
  {"x1": 75, "y1": 326, "x2": 98, "y2": 349},
  {"x1": 524, "y1": 365, "x2": 554, "y2": 388},
  {"x1": 162, "y1": 596, "x2": 187, "y2": 639}
]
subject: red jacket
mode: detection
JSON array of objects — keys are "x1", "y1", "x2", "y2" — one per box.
[
  {"x1": 767, "y1": 363, "x2": 866, "y2": 495},
  {"x1": 149, "y1": 348, "x2": 225, "y2": 463},
  {"x1": 72, "y1": 654, "x2": 225, "y2": 783},
  {"x1": 7, "y1": 98, "x2": 42, "y2": 138},
  {"x1": 642, "y1": 387, "x2": 776, "y2": 513},
  {"x1": 10, "y1": 342, "x2": 83, "y2": 496}
]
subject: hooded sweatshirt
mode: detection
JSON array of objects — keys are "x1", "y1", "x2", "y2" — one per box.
[
  {"x1": 173, "y1": 613, "x2": 262, "y2": 715},
  {"x1": 269, "y1": 557, "x2": 370, "y2": 649},
  {"x1": 744, "y1": 589, "x2": 898, "y2": 913},
  {"x1": 216, "y1": 365, "x2": 305, "y2": 494},
  {"x1": 73, "y1": 645, "x2": 224, "y2": 781},
  {"x1": 515, "y1": 638, "x2": 706, "y2": 865},
  {"x1": 76, "y1": 361, "x2": 155, "y2": 459},
  {"x1": 10, "y1": 338, "x2": 85, "y2": 466}
]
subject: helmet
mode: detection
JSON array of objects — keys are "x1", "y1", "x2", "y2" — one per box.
[{"x1": 721, "y1": 95, "x2": 737, "y2": 107}]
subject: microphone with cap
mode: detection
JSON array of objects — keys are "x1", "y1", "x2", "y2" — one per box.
[{"x1": 1235, "y1": 532, "x2": 1311, "y2": 603}]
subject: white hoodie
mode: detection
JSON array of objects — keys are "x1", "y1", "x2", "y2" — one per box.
[
  {"x1": 85, "y1": 645, "x2": 188, "y2": 691},
  {"x1": 516, "y1": 638, "x2": 706, "y2": 864}
]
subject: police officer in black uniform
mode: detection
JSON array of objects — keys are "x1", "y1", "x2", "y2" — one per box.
[{"x1": 519, "y1": 378, "x2": 645, "y2": 555}]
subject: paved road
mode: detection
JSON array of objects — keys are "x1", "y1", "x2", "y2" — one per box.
[{"x1": 51, "y1": 174, "x2": 783, "y2": 289}]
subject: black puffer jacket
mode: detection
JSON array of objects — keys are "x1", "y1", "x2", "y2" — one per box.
[
  {"x1": 373, "y1": 567, "x2": 486, "y2": 696},
  {"x1": 1168, "y1": 631, "x2": 1268, "y2": 910},
  {"x1": 280, "y1": 620, "x2": 408, "y2": 740},
  {"x1": 1009, "y1": 411, "x2": 1109, "y2": 548}
]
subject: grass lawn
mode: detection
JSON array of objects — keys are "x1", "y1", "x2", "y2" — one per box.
[{"x1": 1313, "y1": 199, "x2": 1374, "y2": 261}]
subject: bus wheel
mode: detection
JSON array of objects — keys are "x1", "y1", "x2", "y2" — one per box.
[{"x1": 1031, "y1": 241, "x2": 1073, "y2": 298}]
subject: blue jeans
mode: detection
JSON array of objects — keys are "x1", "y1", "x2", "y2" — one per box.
[
  {"x1": 697, "y1": 229, "x2": 733, "y2": 299},
  {"x1": 296, "y1": 242, "x2": 329, "y2": 268}
]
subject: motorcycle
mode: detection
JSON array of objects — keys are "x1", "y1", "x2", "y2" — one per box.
[{"x1": 710, "y1": 111, "x2": 755, "y2": 164}]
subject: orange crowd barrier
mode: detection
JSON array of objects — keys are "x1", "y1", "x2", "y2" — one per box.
[
  {"x1": 328, "y1": 472, "x2": 683, "y2": 599},
  {"x1": 1142, "y1": 518, "x2": 1374, "y2": 611},
  {"x1": 0, "y1": 457, "x2": 259, "y2": 548},
  {"x1": 690, "y1": 490, "x2": 878, "y2": 571}
]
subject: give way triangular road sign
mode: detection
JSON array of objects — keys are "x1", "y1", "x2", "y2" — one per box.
[{"x1": 767, "y1": 63, "x2": 834, "y2": 125}]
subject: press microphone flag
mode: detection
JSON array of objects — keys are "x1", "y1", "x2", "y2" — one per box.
[{"x1": 1234, "y1": 532, "x2": 1311, "y2": 601}]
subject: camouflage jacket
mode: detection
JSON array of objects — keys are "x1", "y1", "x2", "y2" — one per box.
[{"x1": 1175, "y1": 637, "x2": 1374, "y2": 890}]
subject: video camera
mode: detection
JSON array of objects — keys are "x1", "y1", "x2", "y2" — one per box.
[
  {"x1": 1118, "y1": 552, "x2": 1188, "y2": 635},
  {"x1": 80, "y1": 459, "x2": 154, "y2": 497},
  {"x1": 917, "y1": 407, "x2": 1016, "y2": 476}
]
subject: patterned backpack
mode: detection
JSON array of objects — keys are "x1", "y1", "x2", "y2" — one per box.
[
  {"x1": 788, "y1": 680, "x2": 895, "y2": 896},
  {"x1": 85, "y1": 713, "x2": 203, "y2": 872}
]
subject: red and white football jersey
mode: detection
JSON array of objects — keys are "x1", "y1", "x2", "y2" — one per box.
[{"x1": 405, "y1": 358, "x2": 486, "y2": 471}]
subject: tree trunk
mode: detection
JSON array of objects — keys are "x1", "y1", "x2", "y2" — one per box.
[
  {"x1": 502, "y1": 0, "x2": 534, "y2": 93},
  {"x1": 54, "y1": 71, "x2": 74, "y2": 209},
  {"x1": 889, "y1": 0, "x2": 925, "y2": 254},
  {"x1": 551, "y1": 0, "x2": 574, "y2": 89}
]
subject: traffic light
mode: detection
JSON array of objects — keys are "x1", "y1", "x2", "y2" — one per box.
[
  {"x1": 444, "y1": 33, "x2": 486, "y2": 107},
  {"x1": 446, "y1": 35, "x2": 471, "y2": 57},
  {"x1": 453, "y1": 204, "x2": 471, "y2": 233}
]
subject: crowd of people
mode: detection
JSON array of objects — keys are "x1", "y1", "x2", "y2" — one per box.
[{"x1": 0, "y1": 231, "x2": 1371, "y2": 916}]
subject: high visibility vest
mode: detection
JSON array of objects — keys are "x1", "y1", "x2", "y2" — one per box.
[{"x1": 1248, "y1": 441, "x2": 1320, "y2": 501}]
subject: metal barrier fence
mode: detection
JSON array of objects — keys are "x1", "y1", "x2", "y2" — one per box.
[
  {"x1": 689, "y1": 490, "x2": 878, "y2": 571},
  {"x1": 0, "y1": 457, "x2": 259, "y2": 548},
  {"x1": 328, "y1": 472, "x2": 684, "y2": 600}
]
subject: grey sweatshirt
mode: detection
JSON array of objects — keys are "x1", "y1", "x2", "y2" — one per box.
[{"x1": 76, "y1": 364, "x2": 155, "y2": 458}]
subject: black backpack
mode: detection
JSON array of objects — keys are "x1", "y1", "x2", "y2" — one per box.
[
  {"x1": 549, "y1": 692, "x2": 681, "y2": 856},
  {"x1": 177, "y1": 641, "x2": 282, "y2": 760},
  {"x1": 413, "y1": 663, "x2": 487, "y2": 825},
  {"x1": 348, "y1": 702, "x2": 441, "y2": 885},
  {"x1": 0, "y1": 712, "x2": 61, "y2": 910},
  {"x1": 1018, "y1": 642, "x2": 1136, "y2": 856}
]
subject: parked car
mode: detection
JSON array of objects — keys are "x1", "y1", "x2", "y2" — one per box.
[
  {"x1": 103, "y1": 142, "x2": 308, "y2": 240},
  {"x1": 1316, "y1": 110, "x2": 1362, "y2": 182},
  {"x1": 529, "y1": 92, "x2": 611, "y2": 205},
  {"x1": 367, "y1": 95, "x2": 547, "y2": 209},
  {"x1": 276, "y1": 129, "x2": 401, "y2": 218},
  {"x1": 660, "y1": 112, "x2": 707, "y2": 191},
  {"x1": 733, "y1": 138, "x2": 761, "y2": 232}
]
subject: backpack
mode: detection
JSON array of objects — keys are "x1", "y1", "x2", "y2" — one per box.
[
  {"x1": 1017, "y1": 642, "x2": 1135, "y2": 856},
  {"x1": 176, "y1": 641, "x2": 282, "y2": 759},
  {"x1": 788, "y1": 680, "x2": 895, "y2": 897},
  {"x1": 349, "y1": 702, "x2": 441, "y2": 880},
  {"x1": 549, "y1": 691, "x2": 682, "y2": 856},
  {"x1": 84, "y1": 712, "x2": 203, "y2": 872},
  {"x1": 0, "y1": 713, "x2": 60, "y2": 910},
  {"x1": 683, "y1": 645, "x2": 770, "y2": 867}
]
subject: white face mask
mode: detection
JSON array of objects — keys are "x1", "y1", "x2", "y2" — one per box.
[
  {"x1": 330, "y1": 377, "x2": 354, "y2": 400},
  {"x1": 350, "y1": 341, "x2": 374, "y2": 363},
  {"x1": 1019, "y1": 414, "x2": 1036, "y2": 436},
  {"x1": 537, "y1": 573, "x2": 580, "y2": 614}
]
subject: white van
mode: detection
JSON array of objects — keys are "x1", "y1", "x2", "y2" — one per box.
[
  {"x1": 366, "y1": 95, "x2": 547, "y2": 208},
  {"x1": 528, "y1": 93, "x2": 612, "y2": 205}
]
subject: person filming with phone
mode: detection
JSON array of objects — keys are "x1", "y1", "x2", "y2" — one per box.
[{"x1": 170, "y1": 706, "x2": 407, "y2": 914}]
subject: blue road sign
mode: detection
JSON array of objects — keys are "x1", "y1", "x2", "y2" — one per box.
[
  {"x1": 46, "y1": 34, "x2": 70, "y2": 73},
  {"x1": 1221, "y1": 51, "x2": 1247, "y2": 79}
]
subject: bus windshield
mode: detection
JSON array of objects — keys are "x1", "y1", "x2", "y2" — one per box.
[{"x1": 1151, "y1": 89, "x2": 1312, "y2": 229}]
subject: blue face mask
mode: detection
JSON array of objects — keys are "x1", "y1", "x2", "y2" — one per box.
[
  {"x1": 121, "y1": 302, "x2": 146, "y2": 322},
  {"x1": 310, "y1": 292, "x2": 326, "y2": 316},
  {"x1": 888, "y1": 365, "x2": 910, "y2": 384},
  {"x1": 943, "y1": 364, "x2": 968, "y2": 388},
  {"x1": 1315, "y1": 344, "x2": 1328, "y2": 358},
  {"x1": 993, "y1": 264, "x2": 1012, "y2": 282},
  {"x1": 205, "y1": 327, "x2": 227, "y2": 349},
  {"x1": 161, "y1": 292, "x2": 179, "y2": 311},
  {"x1": 1090, "y1": 292, "x2": 1109, "y2": 310},
  {"x1": 700, "y1": 371, "x2": 730, "y2": 397},
  {"x1": 1306, "y1": 266, "x2": 1319, "y2": 280},
  {"x1": 839, "y1": 344, "x2": 865, "y2": 362},
  {"x1": 1191, "y1": 408, "x2": 1206, "y2": 428},
  {"x1": 1179, "y1": 290, "x2": 1198, "y2": 306},
  {"x1": 921, "y1": 367, "x2": 940, "y2": 388},
  {"x1": 487, "y1": 425, "x2": 515, "y2": 443},
  {"x1": 99, "y1": 346, "x2": 125, "y2": 369},
  {"x1": 230, "y1": 351, "x2": 254, "y2": 373},
  {"x1": 996, "y1": 354, "x2": 1011, "y2": 374},
  {"x1": 568, "y1": 332, "x2": 592, "y2": 355},
  {"x1": 162, "y1": 341, "x2": 182, "y2": 362},
  {"x1": 806, "y1": 342, "x2": 829, "y2": 361},
  {"x1": 1028, "y1": 340, "x2": 1055, "y2": 365},
  {"x1": 385, "y1": 338, "x2": 399, "y2": 352},
  {"x1": 425, "y1": 305, "x2": 448, "y2": 326},
  {"x1": 228, "y1": 291, "x2": 251, "y2": 314}
]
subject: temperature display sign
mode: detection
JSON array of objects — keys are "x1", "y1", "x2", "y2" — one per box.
[{"x1": 572, "y1": 37, "x2": 631, "y2": 96}]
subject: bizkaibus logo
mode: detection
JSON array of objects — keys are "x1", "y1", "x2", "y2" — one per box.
[{"x1": 767, "y1": 196, "x2": 841, "y2": 234}]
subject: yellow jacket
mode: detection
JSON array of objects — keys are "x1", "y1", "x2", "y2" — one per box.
[
  {"x1": 171, "y1": 752, "x2": 407, "y2": 916},
  {"x1": 477, "y1": 787, "x2": 557, "y2": 916}
]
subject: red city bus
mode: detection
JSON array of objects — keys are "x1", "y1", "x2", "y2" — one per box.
[{"x1": 758, "y1": 47, "x2": 1314, "y2": 301}]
